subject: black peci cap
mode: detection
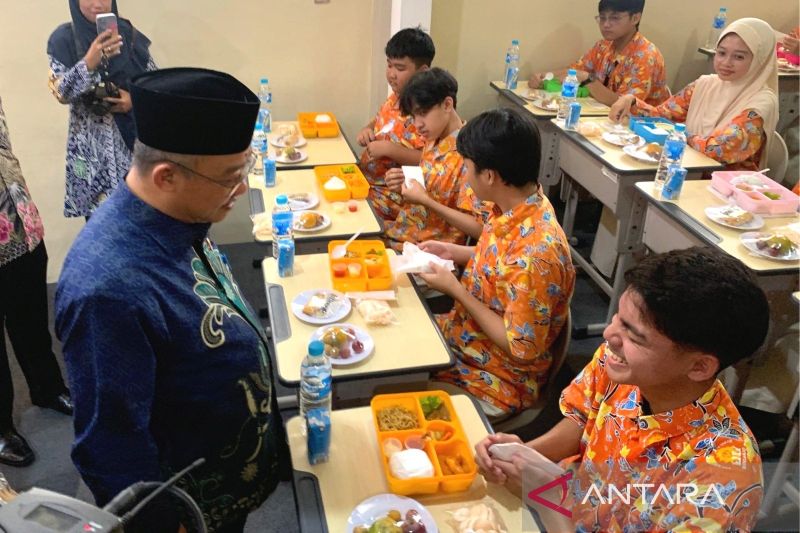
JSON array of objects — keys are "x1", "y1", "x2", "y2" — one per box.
[{"x1": 129, "y1": 67, "x2": 259, "y2": 155}]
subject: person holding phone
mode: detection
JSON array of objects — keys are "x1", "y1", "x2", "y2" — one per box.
[{"x1": 47, "y1": 0, "x2": 156, "y2": 219}]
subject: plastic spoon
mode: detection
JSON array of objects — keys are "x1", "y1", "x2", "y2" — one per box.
[{"x1": 330, "y1": 228, "x2": 364, "y2": 259}]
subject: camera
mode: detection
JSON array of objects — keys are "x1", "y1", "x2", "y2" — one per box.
[{"x1": 81, "y1": 81, "x2": 120, "y2": 115}]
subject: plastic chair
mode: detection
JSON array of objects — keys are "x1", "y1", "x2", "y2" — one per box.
[
  {"x1": 493, "y1": 311, "x2": 572, "y2": 433},
  {"x1": 767, "y1": 131, "x2": 789, "y2": 185}
]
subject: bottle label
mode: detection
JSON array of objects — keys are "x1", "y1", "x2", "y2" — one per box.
[
  {"x1": 562, "y1": 82, "x2": 577, "y2": 98},
  {"x1": 713, "y1": 16, "x2": 725, "y2": 29},
  {"x1": 664, "y1": 139, "x2": 686, "y2": 161},
  {"x1": 301, "y1": 370, "x2": 331, "y2": 400}
]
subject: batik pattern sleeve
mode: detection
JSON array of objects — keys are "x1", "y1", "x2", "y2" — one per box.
[
  {"x1": 688, "y1": 110, "x2": 765, "y2": 167},
  {"x1": 559, "y1": 344, "x2": 609, "y2": 429},
  {"x1": 48, "y1": 56, "x2": 99, "y2": 104},
  {"x1": 633, "y1": 81, "x2": 696, "y2": 123}
]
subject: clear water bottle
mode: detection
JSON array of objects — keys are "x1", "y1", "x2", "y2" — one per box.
[
  {"x1": 654, "y1": 123, "x2": 687, "y2": 193},
  {"x1": 706, "y1": 7, "x2": 728, "y2": 48},
  {"x1": 503, "y1": 39, "x2": 520, "y2": 90},
  {"x1": 271, "y1": 194, "x2": 293, "y2": 258},
  {"x1": 264, "y1": 156, "x2": 276, "y2": 188},
  {"x1": 257, "y1": 77, "x2": 272, "y2": 134},
  {"x1": 556, "y1": 69, "x2": 579, "y2": 122},
  {"x1": 300, "y1": 340, "x2": 332, "y2": 464},
  {"x1": 250, "y1": 124, "x2": 267, "y2": 176}
]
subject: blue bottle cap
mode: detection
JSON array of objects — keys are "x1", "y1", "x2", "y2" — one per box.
[
  {"x1": 720, "y1": 7, "x2": 727, "y2": 11},
  {"x1": 511, "y1": 39, "x2": 519, "y2": 45},
  {"x1": 567, "y1": 68, "x2": 577, "y2": 76},
  {"x1": 260, "y1": 77, "x2": 269, "y2": 84},
  {"x1": 674, "y1": 123, "x2": 686, "y2": 133},
  {"x1": 308, "y1": 340, "x2": 324, "y2": 356},
  {"x1": 276, "y1": 194, "x2": 288, "y2": 205}
]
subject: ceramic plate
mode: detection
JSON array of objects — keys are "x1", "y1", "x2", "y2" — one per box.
[
  {"x1": 530, "y1": 98, "x2": 560, "y2": 111},
  {"x1": 291, "y1": 289, "x2": 351, "y2": 325},
  {"x1": 292, "y1": 211, "x2": 331, "y2": 233},
  {"x1": 310, "y1": 323, "x2": 374, "y2": 366},
  {"x1": 286, "y1": 193, "x2": 319, "y2": 211},
  {"x1": 740, "y1": 231, "x2": 800, "y2": 261},
  {"x1": 704, "y1": 206, "x2": 764, "y2": 231},
  {"x1": 601, "y1": 130, "x2": 644, "y2": 148},
  {"x1": 275, "y1": 149, "x2": 308, "y2": 164},
  {"x1": 269, "y1": 133, "x2": 307, "y2": 148},
  {"x1": 622, "y1": 144, "x2": 660, "y2": 163},
  {"x1": 347, "y1": 494, "x2": 437, "y2": 533}
]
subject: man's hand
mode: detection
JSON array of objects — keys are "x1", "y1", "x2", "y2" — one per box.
[
  {"x1": 357, "y1": 126, "x2": 375, "y2": 147},
  {"x1": 104, "y1": 89, "x2": 132, "y2": 114},
  {"x1": 474, "y1": 433, "x2": 523, "y2": 484},
  {"x1": 419, "y1": 240, "x2": 454, "y2": 261},
  {"x1": 401, "y1": 180, "x2": 429, "y2": 206},
  {"x1": 417, "y1": 262, "x2": 461, "y2": 296},
  {"x1": 366, "y1": 140, "x2": 394, "y2": 160},
  {"x1": 608, "y1": 94, "x2": 635, "y2": 123},
  {"x1": 527, "y1": 72, "x2": 544, "y2": 89},
  {"x1": 385, "y1": 168, "x2": 405, "y2": 192}
]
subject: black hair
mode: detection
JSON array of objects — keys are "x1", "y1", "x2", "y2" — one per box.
[
  {"x1": 399, "y1": 67, "x2": 458, "y2": 116},
  {"x1": 456, "y1": 108, "x2": 541, "y2": 188},
  {"x1": 623, "y1": 247, "x2": 769, "y2": 371},
  {"x1": 385, "y1": 27, "x2": 435, "y2": 68},
  {"x1": 598, "y1": 0, "x2": 644, "y2": 30}
]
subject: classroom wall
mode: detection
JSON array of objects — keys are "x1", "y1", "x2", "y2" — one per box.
[
  {"x1": 0, "y1": 0, "x2": 378, "y2": 282},
  {"x1": 431, "y1": 0, "x2": 798, "y2": 121}
]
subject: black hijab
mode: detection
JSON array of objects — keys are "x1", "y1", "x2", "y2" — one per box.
[{"x1": 47, "y1": 0, "x2": 152, "y2": 150}]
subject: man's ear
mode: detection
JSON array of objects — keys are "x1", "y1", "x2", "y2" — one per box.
[
  {"x1": 686, "y1": 353, "x2": 720, "y2": 383},
  {"x1": 631, "y1": 12, "x2": 642, "y2": 26},
  {"x1": 443, "y1": 96, "x2": 455, "y2": 113},
  {"x1": 151, "y1": 162, "x2": 180, "y2": 192}
]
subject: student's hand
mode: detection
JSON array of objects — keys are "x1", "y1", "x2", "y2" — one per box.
[
  {"x1": 401, "y1": 180, "x2": 429, "y2": 206},
  {"x1": 366, "y1": 140, "x2": 393, "y2": 160},
  {"x1": 782, "y1": 35, "x2": 800, "y2": 56},
  {"x1": 474, "y1": 433, "x2": 523, "y2": 484},
  {"x1": 357, "y1": 126, "x2": 376, "y2": 147},
  {"x1": 608, "y1": 94, "x2": 635, "y2": 123},
  {"x1": 527, "y1": 72, "x2": 544, "y2": 89},
  {"x1": 104, "y1": 89, "x2": 132, "y2": 114},
  {"x1": 385, "y1": 168, "x2": 405, "y2": 192},
  {"x1": 419, "y1": 240, "x2": 453, "y2": 261},
  {"x1": 417, "y1": 262, "x2": 461, "y2": 296},
  {"x1": 84, "y1": 30, "x2": 123, "y2": 71}
]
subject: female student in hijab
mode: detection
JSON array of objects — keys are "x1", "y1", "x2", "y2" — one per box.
[
  {"x1": 47, "y1": 0, "x2": 156, "y2": 219},
  {"x1": 609, "y1": 17, "x2": 779, "y2": 171}
]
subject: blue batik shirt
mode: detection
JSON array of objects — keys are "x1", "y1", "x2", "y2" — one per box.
[{"x1": 55, "y1": 181, "x2": 284, "y2": 530}]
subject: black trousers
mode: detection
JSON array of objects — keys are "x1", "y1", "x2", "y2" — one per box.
[{"x1": 0, "y1": 242, "x2": 67, "y2": 431}]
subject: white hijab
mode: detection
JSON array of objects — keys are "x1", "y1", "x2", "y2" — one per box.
[{"x1": 685, "y1": 18, "x2": 779, "y2": 168}]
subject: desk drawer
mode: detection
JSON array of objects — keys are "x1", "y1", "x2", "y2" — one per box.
[
  {"x1": 559, "y1": 138, "x2": 619, "y2": 212},
  {"x1": 642, "y1": 206, "x2": 700, "y2": 253}
]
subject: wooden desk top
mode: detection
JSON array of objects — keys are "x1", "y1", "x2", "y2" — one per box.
[
  {"x1": 490, "y1": 81, "x2": 610, "y2": 117},
  {"x1": 554, "y1": 117, "x2": 723, "y2": 175},
  {"x1": 263, "y1": 252, "x2": 453, "y2": 384},
  {"x1": 248, "y1": 169, "x2": 382, "y2": 243},
  {"x1": 636, "y1": 180, "x2": 800, "y2": 273},
  {"x1": 287, "y1": 394, "x2": 535, "y2": 532},
  {"x1": 271, "y1": 120, "x2": 357, "y2": 169}
]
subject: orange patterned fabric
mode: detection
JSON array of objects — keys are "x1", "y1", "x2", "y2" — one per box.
[
  {"x1": 572, "y1": 32, "x2": 668, "y2": 106},
  {"x1": 434, "y1": 190, "x2": 575, "y2": 413},
  {"x1": 559, "y1": 343, "x2": 762, "y2": 532},
  {"x1": 633, "y1": 82, "x2": 767, "y2": 171},
  {"x1": 360, "y1": 93, "x2": 425, "y2": 221},
  {"x1": 384, "y1": 129, "x2": 473, "y2": 252}
]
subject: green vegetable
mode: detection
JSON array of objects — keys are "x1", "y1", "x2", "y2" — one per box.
[
  {"x1": 341, "y1": 165, "x2": 357, "y2": 174},
  {"x1": 420, "y1": 396, "x2": 443, "y2": 417}
]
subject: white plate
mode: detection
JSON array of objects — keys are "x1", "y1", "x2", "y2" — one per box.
[
  {"x1": 530, "y1": 98, "x2": 560, "y2": 111},
  {"x1": 347, "y1": 494, "x2": 437, "y2": 533},
  {"x1": 740, "y1": 232, "x2": 800, "y2": 262},
  {"x1": 291, "y1": 289, "x2": 351, "y2": 325},
  {"x1": 704, "y1": 206, "x2": 764, "y2": 231},
  {"x1": 622, "y1": 143, "x2": 660, "y2": 163},
  {"x1": 292, "y1": 211, "x2": 331, "y2": 233},
  {"x1": 268, "y1": 133, "x2": 307, "y2": 148},
  {"x1": 275, "y1": 149, "x2": 308, "y2": 164},
  {"x1": 601, "y1": 130, "x2": 644, "y2": 148},
  {"x1": 310, "y1": 323, "x2": 374, "y2": 366},
  {"x1": 286, "y1": 193, "x2": 319, "y2": 211}
]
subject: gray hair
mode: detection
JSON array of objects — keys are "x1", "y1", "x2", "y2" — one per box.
[{"x1": 131, "y1": 140, "x2": 198, "y2": 172}]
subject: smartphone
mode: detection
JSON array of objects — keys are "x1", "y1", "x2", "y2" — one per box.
[{"x1": 96, "y1": 13, "x2": 118, "y2": 36}]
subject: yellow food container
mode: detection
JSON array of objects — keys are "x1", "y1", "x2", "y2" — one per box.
[
  {"x1": 315, "y1": 164, "x2": 371, "y2": 202},
  {"x1": 297, "y1": 112, "x2": 340, "y2": 138},
  {"x1": 328, "y1": 240, "x2": 392, "y2": 292}
]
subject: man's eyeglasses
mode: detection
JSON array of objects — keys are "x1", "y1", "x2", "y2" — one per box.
[
  {"x1": 594, "y1": 14, "x2": 629, "y2": 24},
  {"x1": 165, "y1": 152, "x2": 256, "y2": 190}
]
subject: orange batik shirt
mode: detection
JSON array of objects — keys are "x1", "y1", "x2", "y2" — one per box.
[
  {"x1": 572, "y1": 31, "x2": 668, "y2": 106},
  {"x1": 360, "y1": 93, "x2": 426, "y2": 221},
  {"x1": 558, "y1": 343, "x2": 763, "y2": 532},
  {"x1": 384, "y1": 129, "x2": 477, "y2": 252},
  {"x1": 434, "y1": 190, "x2": 575, "y2": 413}
]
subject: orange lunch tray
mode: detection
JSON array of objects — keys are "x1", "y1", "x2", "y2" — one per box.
[
  {"x1": 370, "y1": 391, "x2": 478, "y2": 496},
  {"x1": 328, "y1": 240, "x2": 392, "y2": 292},
  {"x1": 298, "y1": 112, "x2": 340, "y2": 138},
  {"x1": 315, "y1": 164, "x2": 370, "y2": 202}
]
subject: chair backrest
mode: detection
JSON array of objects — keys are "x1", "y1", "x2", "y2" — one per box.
[
  {"x1": 544, "y1": 310, "x2": 572, "y2": 392},
  {"x1": 766, "y1": 131, "x2": 788, "y2": 185}
]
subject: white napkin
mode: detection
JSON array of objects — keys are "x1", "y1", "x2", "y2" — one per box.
[
  {"x1": 389, "y1": 242, "x2": 455, "y2": 275},
  {"x1": 401, "y1": 166, "x2": 425, "y2": 190}
]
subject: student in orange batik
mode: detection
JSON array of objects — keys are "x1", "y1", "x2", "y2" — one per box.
[
  {"x1": 529, "y1": 0, "x2": 667, "y2": 106},
  {"x1": 357, "y1": 28, "x2": 433, "y2": 221},
  {"x1": 610, "y1": 18, "x2": 779, "y2": 171},
  {"x1": 383, "y1": 68, "x2": 484, "y2": 251},
  {"x1": 417, "y1": 108, "x2": 575, "y2": 418},
  {"x1": 475, "y1": 248, "x2": 769, "y2": 533}
]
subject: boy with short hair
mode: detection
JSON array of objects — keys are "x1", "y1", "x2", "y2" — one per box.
[
  {"x1": 383, "y1": 67, "x2": 484, "y2": 251},
  {"x1": 528, "y1": 0, "x2": 667, "y2": 106},
  {"x1": 358, "y1": 27, "x2": 434, "y2": 221},
  {"x1": 475, "y1": 248, "x2": 769, "y2": 532},
  {"x1": 417, "y1": 108, "x2": 575, "y2": 416}
]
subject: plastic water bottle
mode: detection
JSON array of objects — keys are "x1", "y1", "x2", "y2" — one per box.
[
  {"x1": 660, "y1": 165, "x2": 688, "y2": 200},
  {"x1": 556, "y1": 69, "x2": 579, "y2": 122},
  {"x1": 264, "y1": 156, "x2": 276, "y2": 188},
  {"x1": 654, "y1": 123, "x2": 687, "y2": 193},
  {"x1": 250, "y1": 124, "x2": 267, "y2": 176},
  {"x1": 300, "y1": 340, "x2": 332, "y2": 464},
  {"x1": 705, "y1": 8, "x2": 728, "y2": 48},
  {"x1": 503, "y1": 40, "x2": 520, "y2": 90},
  {"x1": 257, "y1": 78, "x2": 272, "y2": 134},
  {"x1": 271, "y1": 194, "x2": 293, "y2": 258}
]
